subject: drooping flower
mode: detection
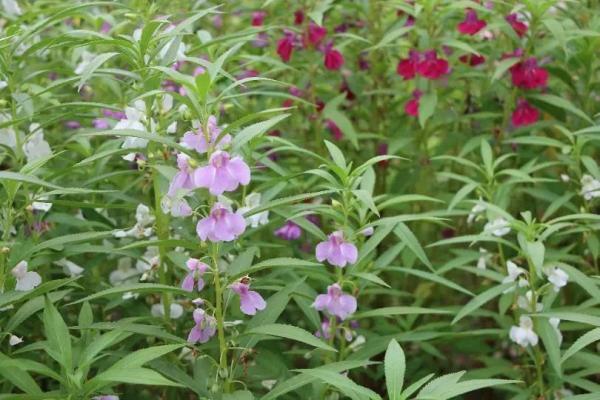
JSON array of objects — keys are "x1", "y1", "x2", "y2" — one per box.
[
  {"x1": 168, "y1": 153, "x2": 196, "y2": 196},
  {"x1": 483, "y1": 217, "x2": 511, "y2": 236},
  {"x1": 417, "y1": 50, "x2": 450, "y2": 80},
  {"x1": 55, "y1": 258, "x2": 84, "y2": 277},
  {"x1": 230, "y1": 280, "x2": 266, "y2": 315},
  {"x1": 404, "y1": 90, "x2": 422, "y2": 117},
  {"x1": 511, "y1": 99, "x2": 539, "y2": 127},
  {"x1": 187, "y1": 308, "x2": 217, "y2": 344},
  {"x1": 502, "y1": 261, "x2": 528, "y2": 292},
  {"x1": 114, "y1": 204, "x2": 154, "y2": 238},
  {"x1": 109, "y1": 258, "x2": 138, "y2": 286},
  {"x1": 11, "y1": 261, "x2": 42, "y2": 292},
  {"x1": 251, "y1": 11, "x2": 266, "y2": 26},
  {"x1": 115, "y1": 100, "x2": 151, "y2": 160},
  {"x1": 506, "y1": 13, "x2": 528, "y2": 37},
  {"x1": 23, "y1": 124, "x2": 52, "y2": 163},
  {"x1": 312, "y1": 283, "x2": 357, "y2": 320},
  {"x1": 545, "y1": 266, "x2": 568, "y2": 292},
  {"x1": 324, "y1": 47, "x2": 345, "y2": 70},
  {"x1": 136, "y1": 246, "x2": 159, "y2": 278},
  {"x1": 459, "y1": 53, "x2": 486, "y2": 66},
  {"x1": 580, "y1": 174, "x2": 600, "y2": 200},
  {"x1": 307, "y1": 22, "x2": 327, "y2": 46},
  {"x1": 315, "y1": 231, "x2": 358, "y2": 268},
  {"x1": 477, "y1": 248, "x2": 488, "y2": 270},
  {"x1": 510, "y1": 58, "x2": 548, "y2": 89},
  {"x1": 509, "y1": 316, "x2": 538, "y2": 347},
  {"x1": 9, "y1": 335, "x2": 23, "y2": 346},
  {"x1": 160, "y1": 195, "x2": 192, "y2": 217},
  {"x1": 181, "y1": 258, "x2": 209, "y2": 292},
  {"x1": 151, "y1": 302, "x2": 184, "y2": 319},
  {"x1": 325, "y1": 119, "x2": 343, "y2": 140},
  {"x1": 196, "y1": 202, "x2": 246, "y2": 242},
  {"x1": 517, "y1": 290, "x2": 543, "y2": 312},
  {"x1": 275, "y1": 220, "x2": 302, "y2": 240},
  {"x1": 294, "y1": 9, "x2": 305, "y2": 25},
  {"x1": 181, "y1": 116, "x2": 230, "y2": 154},
  {"x1": 276, "y1": 35, "x2": 294, "y2": 62},
  {"x1": 396, "y1": 50, "x2": 420, "y2": 80},
  {"x1": 457, "y1": 10, "x2": 486, "y2": 35},
  {"x1": 193, "y1": 151, "x2": 251, "y2": 195},
  {"x1": 238, "y1": 192, "x2": 269, "y2": 228}
]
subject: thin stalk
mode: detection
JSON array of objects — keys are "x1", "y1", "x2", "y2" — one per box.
[{"x1": 211, "y1": 244, "x2": 230, "y2": 392}]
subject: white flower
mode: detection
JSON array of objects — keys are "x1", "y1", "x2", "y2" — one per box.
[
  {"x1": 166, "y1": 121, "x2": 177, "y2": 134},
  {"x1": 109, "y1": 258, "x2": 138, "y2": 286},
  {"x1": 32, "y1": 196, "x2": 52, "y2": 212},
  {"x1": 467, "y1": 198, "x2": 487, "y2": 224},
  {"x1": 477, "y1": 248, "x2": 488, "y2": 270},
  {"x1": 113, "y1": 204, "x2": 154, "y2": 238},
  {"x1": 560, "y1": 174, "x2": 570, "y2": 182},
  {"x1": 1, "y1": 0, "x2": 22, "y2": 17},
  {"x1": 484, "y1": 217, "x2": 511, "y2": 237},
  {"x1": 0, "y1": 80, "x2": 6, "y2": 90},
  {"x1": 9, "y1": 334, "x2": 23, "y2": 346},
  {"x1": 151, "y1": 302, "x2": 183, "y2": 319},
  {"x1": 158, "y1": 25, "x2": 187, "y2": 62},
  {"x1": 362, "y1": 227, "x2": 374, "y2": 237},
  {"x1": 517, "y1": 290, "x2": 543, "y2": 312},
  {"x1": 136, "y1": 246, "x2": 159, "y2": 274},
  {"x1": 161, "y1": 195, "x2": 192, "y2": 218},
  {"x1": 550, "y1": 317, "x2": 563, "y2": 345},
  {"x1": 115, "y1": 100, "x2": 150, "y2": 160},
  {"x1": 0, "y1": 113, "x2": 17, "y2": 149},
  {"x1": 239, "y1": 192, "x2": 269, "y2": 228},
  {"x1": 503, "y1": 261, "x2": 526, "y2": 283},
  {"x1": 55, "y1": 258, "x2": 84, "y2": 277},
  {"x1": 509, "y1": 316, "x2": 538, "y2": 347},
  {"x1": 23, "y1": 124, "x2": 51, "y2": 163},
  {"x1": 545, "y1": 266, "x2": 568, "y2": 292},
  {"x1": 580, "y1": 174, "x2": 600, "y2": 201},
  {"x1": 74, "y1": 50, "x2": 95, "y2": 75},
  {"x1": 261, "y1": 380, "x2": 277, "y2": 390},
  {"x1": 11, "y1": 261, "x2": 42, "y2": 291}
]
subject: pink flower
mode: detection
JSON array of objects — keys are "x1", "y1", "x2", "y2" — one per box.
[
  {"x1": 277, "y1": 35, "x2": 294, "y2": 62},
  {"x1": 506, "y1": 13, "x2": 528, "y2": 37},
  {"x1": 326, "y1": 119, "x2": 343, "y2": 141},
  {"x1": 193, "y1": 151, "x2": 251, "y2": 196},
  {"x1": 93, "y1": 118, "x2": 110, "y2": 129},
  {"x1": 100, "y1": 21, "x2": 112, "y2": 34},
  {"x1": 168, "y1": 153, "x2": 196, "y2": 196},
  {"x1": 417, "y1": 50, "x2": 450, "y2": 80},
  {"x1": 275, "y1": 221, "x2": 302, "y2": 240},
  {"x1": 316, "y1": 231, "x2": 358, "y2": 268},
  {"x1": 181, "y1": 115, "x2": 230, "y2": 154},
  {"x1": 230, "y1": 280, "x2": 266, "y2": 315},
  {"x1": 307, "y1": 22, "x2": 327, "y2": 46},
  {"x1": 313, "y1": 283, "x2": 357, "y2": 320},
  {"x1": 324, "y1": 47, "x2": 345, "y2": 70},
  {"x1": 512, "y1": 99, "x2": 539, "y2": 127},
  {"x1": 510, "y1": 58, "x2": 548, "y2": 90},
  {"x1": 457, "y1": 10, "x2": 486, "y2": 35},
  {"x1": 181, "y1": 258, "x2": 209, "y2": 292},
  {"x1": 404, "y1": 90, "x2": 422, "y2": 117},
  {"x1": 251, "y1": 11, "x2": 266, "y2": 26},
  {"x1": 196, "y1": 202, "x2": 246, "y2": 242},
  {"x1": 187, "y1": 308, "x2": 217, "y2": 344},
  {"x1": 396, "y1": 50, "x2": 420, "y2": 80}
]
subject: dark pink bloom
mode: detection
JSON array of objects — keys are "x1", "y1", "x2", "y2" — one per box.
[
  {"x1": 181, "y1": 116, "x2": 230, "y2": 154},
  {"x1": 316, "y1": 231, "x2": 358, "y2": 268},
  {"x1": 252, "y1": 32, "x2": 270, "y2": 48},
  {"x1": 396, "y1": 50, "x2": 420, "y2": 80},
  {"x1": 187, "y1": 308, "x2": 216, "y2": 343},
  {"x1": 65, "y1": 121, "x2": 81, "y2": 129},
  {"x1": 307, "y1": 22, "x2": 327, "y2": 46},
  {"x1": 512, "y1": 99, "x2": 539, "y2": 127},
  {"x1": 417, "y1": 50, "x2": 450, "y2": 80},
  {"x1": 230, "y1": 280, "x2": 266, "y2": 315},
  {"x1": 313, "y1": 283, "x2": 357, "y2": 320},
  {"x1": 459, "y1": 53, "x2": 486, "y2": 66},
  {"x1": 510, "y1": 58, "x2": 548, "y2": 89},
  {"x1": 181, "y1": 258, "x2": 208, "y2": 292},
  {"x1": 326, "y1": 119, "x2": 343, "y2": 141},
  {"x1": 324, "y1": 47, "x2": 345, "y2": 70},
  {"x1": 196, "y1": 202, "x2": 246, "y2": 242},
  {"x1": 294, "y1": 10, "x2": 305, "y2": 25},
  {"x1": 93, "y1": 118, "x2": 110, "y2": 129},
  {"x1": 506, "y1": 13, "x2": 528, "y2": 37},
  {"x1": 275, "y1": 221, "x2": 302, "y2": 240},
  {"x1": 168, "y1": 153, "x2": 196, "y2": 196},
  {"x1": 358, "y1": 53, "x2": 370, "y2": 70},
  {"x1": 194, "y1": 151, "x2": 250, "y2": 195},
  {"x1": 100, "y1": 21, "x2": 111, "y2": 34},
  {"x1": 277, "y1": 36, "x2": 294, "y2": 62},
  {"x1": 405, "y1": 15, "x2": 415, "y2": 27},
  {"x1": 404, "y1": 90, "x2": 422, "y2": 117},
  {"x1": 457, "y1": 10, "x2": 486, "y2": 35},
  {"x1": 251, "y1": 11, "x2": 266, "y2": 26}
]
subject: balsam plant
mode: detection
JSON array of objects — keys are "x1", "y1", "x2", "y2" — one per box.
[{"x1": 0, "y1": 0, "x2": 599, "y2": 399}]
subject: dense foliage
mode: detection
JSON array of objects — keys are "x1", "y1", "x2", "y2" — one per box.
[{"x1": 0, "y1": 0, "x2": 599, "y2": 399}]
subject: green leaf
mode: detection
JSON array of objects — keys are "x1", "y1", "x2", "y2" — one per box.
[
  {"x1": 393, "y1": 224, "x2": 432, "y2": 270},
  {"x1": 491, "y1": 57, "x2": 520, "y2": 82},
  {"x1": 297, "y1": 369, "x2": 381, "y2": 400},
  {"x1": 69, "y1": 283, "x2": 190, "y2": 305},
  {"x1": 452, "y1": 282, "x2": 514, "y2": 324},
  {"x1": 324, "y1": 140, "x2": 347, "y2": 170},
  {"x1": 418, "y1": 91, "x2": 437, "y2": 128},
  {"x1": 77, "y1": 52, "x2": 119, "y2": 91},
  {"x1": 561, "y1": 328, "x2": 600, "y2": 364},
  {"x1": 0, "y1": 171, "x2": 62, "y2": 190},
  {"x1": 93, "y1": 367, "x2": 182, "y2": 387},
  {"x1": 43, "y1": 296, "x2": 72, "y2": 371},
  {"x1": 529, "y1": 94, "x2": 593, "y2": 124},
  {"x1": 233, "y1": 114, "x2": 290, "y2": 150},
  {"x1": 385, "y1": 340, "x2": 405, "y2": 399},
  {"x1": 536, "y1": 317, "x2": 562, "y2": 378},
  {"x1": 354, "y1": 306, "x2": 450, "y2": 319},
  {"x1": 246, "y1": 323, "x2": 336, "y2": 352},
  {"x1": 110, "y1": 344, "x2": 183, "y2": 370},
  {"x1": 0, "y1": 354, "x2": 43, "y2": 395}
]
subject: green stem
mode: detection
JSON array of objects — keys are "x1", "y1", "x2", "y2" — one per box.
[{"x1": 212, "y1": 244, "x2": 230, "y2": 392}]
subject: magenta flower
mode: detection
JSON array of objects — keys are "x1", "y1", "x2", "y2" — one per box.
[
  {"x1": 417, "y1": 50, "x2": 450, "y2": 80},
  {"x1": 457, "y1": 10, "x2": 486, "y2": 35},
  {"x1": 277, "y1": 35, "x2": 294, "y2": 62},
  {"x1": 181, "y1": 115, "x2": 230, "y2": 154},
  {"x1": 404, "y1": 89, "x2": 422, "y2": 117},
  {"x1": 307, "y1": 22, "x2": 327, "y2": 46},
  {"x1": 396, "y1": 50, "x2": 420, "y2": 80},
  {"x1": 181, "y1": 258, "x2": 209, "y2": 292},
  {"x1": 324, "y1": 47, "x2": 345, "y2": 70},
  {"x1": 230, "y1": 280, "x2": 266, "y2": 315},
  {"x1": 512, "y1": 98, "x2": 539, "y2": 127},
  {"x1": 193, "y1": 151, "x2": 251, "y2": 196},
  {"x1": 313, "y1": 283, "x2": 357, "y2": 320},
  {"x1": 196, "y1": 202, "x2": 246, "y2": 242},
  {"x1": 168, "y1": 153, "x2": 196, "y2": 196},
  {"x1": 316, "y1": 231, "x2": 358, "y2": 268},
  {"x1": 510, "y1": 58, "x2": 548, "y2": 90},
  {"x1": 187, "y1": 308, "x2": 217, "y2": 344},
  {"x1": 326, "y1": 119, "x2": 343, "y2": 141},
  {"x1": 506, "y1": 13, "x2": 528, "y2": 37},
  {"x1": 274, "y1": 221, "x2": 302, "y2": 240},
  {"x1": 251, "y1": 11, "x2": 266, "y2": 26}
]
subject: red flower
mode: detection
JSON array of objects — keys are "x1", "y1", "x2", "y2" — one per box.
[
  {"x1": 404, "y1": 90, "x2": 422, "y2": 117},
  {"x1": 307, "y1": 22, "x2": 327, "y2": 46},
  {"x1": 294, "y1": 9, "x2": 305, "y2": 25},
  {"x1": 457, "y1": 10, "x2": 486, "y2": 35},
  {"x1": 459, "y1": 53, "x2": 486, "y2": 66},
  {"x1": 510, "y1": 58, "x2": 548, "y2": 89},
  {"x1": 396, "y1": 50, "x2": 420, "y2": 80},
  {"x1": 276, "y1": 36, "x2": 294, "y2": 62},
  {"x1": 324, "y1": 48, "x2": 345, "y2": 70},
  {"x1": 417, "y1": 50, "x2": 450, "y2": 80},
  {"x1": 251, "y1": 11, "x2": 266, "y2": 27},
  {"x1": 340, "y1": 80, "x2": 355, "y2": 100},
  {"x1": 512, "y1": 99, "x2": 539, "y2": 127},
  {"x1": 326, "y1": 119, "x2": 343, "y2": 140},
  {"x1": 506, "y1": 13, "x2": 528, "y2": 37}
]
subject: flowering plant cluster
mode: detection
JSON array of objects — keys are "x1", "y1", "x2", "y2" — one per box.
[{"x1": 0, "y1": 0, "x2": 599, "y2": 399}]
